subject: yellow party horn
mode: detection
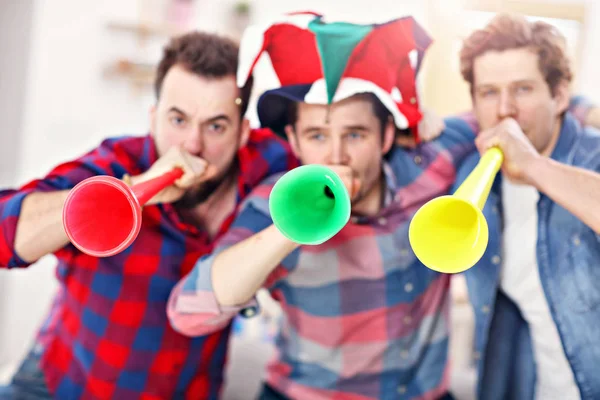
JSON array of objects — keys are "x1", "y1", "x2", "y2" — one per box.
[{"x1": 408, "y1": 147, "x2": 504, "y2": 273}]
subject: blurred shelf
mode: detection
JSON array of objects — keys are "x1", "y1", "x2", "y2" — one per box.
[
  {"x1": 106, "y1": 20, "x2": 180, "y2": 38},
  {"x1": 463, "y1": 0, "x2": 586, "y2": 22},
  {"x1": 103, "y1": 59, "x2": 156, "y2": 87}
]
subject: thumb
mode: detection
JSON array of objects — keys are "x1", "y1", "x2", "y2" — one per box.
[
  {"x1": 201, "y1": 164, "x2": 219, "y2": 181},
  {"x1": 350, "y1": 177, "x2": 361, "y2": 198}
]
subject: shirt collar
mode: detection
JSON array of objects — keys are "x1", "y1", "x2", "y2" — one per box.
[{"x1": 549, "y1": 112, "x2": 580, "y2": 163}]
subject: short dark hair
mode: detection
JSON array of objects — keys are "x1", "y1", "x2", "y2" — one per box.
[
  {"x1": 155, "y1": 31, "x2": 253, "y2": 118},
  {"x1": 287, "y1": 93, "x2": 392, "y2": 134}
]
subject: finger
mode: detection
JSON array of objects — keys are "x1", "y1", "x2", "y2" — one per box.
[
  {"x1": 327, "y1": 166, "x2": 355, "y2": 194},
  {"x1": 475, "y1": 135, "x2": 495, "y2": 155},
  {"x1": 475, "y1": 127, "x2": 500, "y2": 153},
  {"x1": 420, "y1": 120, "x2": 445, "y2": 142},
  {"x1": 434, "y1": 120, "x2": 446, "y2": 137},
  {"x1": 350, "y1": 178, "x2": 361, "y2": 198},
  {"x1": 197, "y1": 164, "x2": 218, "y2": 182},
  {"x1": 175, "y1": 154, "x2": 206, "y2": 188},
  {"x1": 186, "y1": 154, "x2": 209, "y2": 176}
]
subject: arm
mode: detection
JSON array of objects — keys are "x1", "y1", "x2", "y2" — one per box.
[
  {"x1": 212, "y1": 224, "x2": 298, "y2": 306},
  {"x1": 168, "y1": 191, "x2": 300, "y2": 337},
  {"x1": 527, "y1": 157, "x2": 600, "y2": 233},
  {"x1": 13, "y1": 191, "x2": 71, "y2": 262},
  {"x1": 0, "y1": 137, "x2": 136, "y2": 267}
]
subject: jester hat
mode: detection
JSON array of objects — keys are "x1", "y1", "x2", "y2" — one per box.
[{"x1": 237, "y1": 11, "x2": 433, "y2": 142}]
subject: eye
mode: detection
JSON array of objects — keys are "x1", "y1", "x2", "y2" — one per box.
[
  {"x1": 516, "y1": 85, "x2": 533, "y2": 94},
  {"x1": 347, "y1": 132, "x2": 364, "y2": 140},
  {"x1": 480, "y1": 89, "x2": 497, "y2": 98},
  {"x1": 309, "y1": 133, "x2": 326, "y2": 141},
  {"x1": 170, "y1": 116, "x2": 186, "y2": 127},
  {"x1": 207, "y1": 123, "x2": 226, "y2": 134}
]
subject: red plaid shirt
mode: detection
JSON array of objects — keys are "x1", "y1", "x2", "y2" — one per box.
[{"x1": 0, "y1": 129, "x2": 297, "y2": 399}]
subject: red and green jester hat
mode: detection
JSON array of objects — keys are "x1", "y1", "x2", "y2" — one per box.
[{"x1": 237, "y1": 11, "x2": 434, "y2": 143}]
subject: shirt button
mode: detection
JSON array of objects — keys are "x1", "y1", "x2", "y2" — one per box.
[
  {"x1": 491, "y1": 206, "x2": 499, "y2": 214},
  {"x1": 410, "y1": 97, "x2": 417, "y2": 104},
  {"x1": 400, "y1": 248, "x2": 409, "y2": 257},
  {"x1": 491, "y1": 255, "x2": 501, "y2": 265},
  {"x1": 573, "y1": 235, "x2": 581, "y2": 246},
  {"x1": 403, "y1": 315, "x2": 412, "y2": 324},
  {"x1": 413, "y1": 155, "x2": 422, "y2": 165},
  {"x1": 397, "y1": 385, "x2": 407, "y2": 394},
  {"x1": 481, "y1": 305, "x2": 490, "y2": 314},
  {"x1": 404, "y1": 283, "x2": 414, "y2": 293},
  {"x1": 473, "y1": 352, "x2": 481, "y2": 360},
  {"x1": 350, "y1": 216, "x2": 359, "y2": 224},
  {"x1": 400, "y1": 350, "x2": 409, "y2": 359},
  {"x1": 378, "y1": 217, "x2": 388, "y2": 225}
]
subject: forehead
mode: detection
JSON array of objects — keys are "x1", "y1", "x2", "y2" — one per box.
[
  {"x1": 473, "y1": 47, "x2": 544, "y2": 86},
  {"x1": 296, "y1": 96, "x2": 377, "y2": 126},
  {"x1": 159, "y1": 65, "x2": 239, "y2": 114}
]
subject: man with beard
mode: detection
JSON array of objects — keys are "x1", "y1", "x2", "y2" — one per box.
[{"x1": 0, "y1": 31, "x2": 297, "y2": 399}]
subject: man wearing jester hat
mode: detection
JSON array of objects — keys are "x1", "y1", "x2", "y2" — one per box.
[{"x1": 168, "y1": 12, "x2": 477, "y2": 400}]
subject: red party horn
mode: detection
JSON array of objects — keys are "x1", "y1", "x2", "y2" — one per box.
[{"x1": 62, "y1": 167, "x2": 184, "y2": 257}]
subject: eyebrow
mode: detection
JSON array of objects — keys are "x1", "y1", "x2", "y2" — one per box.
[
  {"x1": 205, "y1": 114, "x2": 232, "y2": 124},
  {"x1": 168, "y1": 106, "x2": 189, "y2": 115},
  {"x1": 299, "y1": 124, "x2": 370, "y2": 135},
  {"x1": 476, "y1": 79, "x2": 537, "y2": 90},
  {"x1": 168, "y1": 108, "x2": 232, "y2": 124},
  {"x1": 299, "y1": 126, "x2": 325, "y2": 136},
  {"x1": 343, "y1": 125, "x2": 370, "y2": 132}
]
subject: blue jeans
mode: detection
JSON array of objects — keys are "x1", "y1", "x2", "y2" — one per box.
[
  {"x1": 0, "y1": 347, "x2": 52, "y2": 399},
  {"x1": 257, "y1": 384, "x2": 455, "y2": 400}
]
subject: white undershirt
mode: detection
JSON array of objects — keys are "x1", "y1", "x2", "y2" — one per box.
[{"x1": 500, "y1": 178, "x2": 580, "y2": 400}]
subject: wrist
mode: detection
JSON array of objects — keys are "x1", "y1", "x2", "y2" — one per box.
[
  {"x1": 268, "y1": 224, "x2": 302, "y2": 252},
  {"x1": 523, "y1": 154, "x2": 550, "y2": 188}
]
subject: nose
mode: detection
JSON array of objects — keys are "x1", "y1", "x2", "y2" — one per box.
[
  {"x1": 497, "y1": 89, "x2": 516, "y2": 120},
  {"x1": 182, "y1": 128, "x2": 203, "y2": 155},
  {"x1": 328, "y1": 137, "x2": 350, "y2": 165}
]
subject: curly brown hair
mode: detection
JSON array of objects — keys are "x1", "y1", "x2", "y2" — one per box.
[
  {"x1": 459, "y1": 13, "x2": 572, "y2": 96},
  {"x1": 155, "y1": 31, "x2": 253, "y2": 118}
]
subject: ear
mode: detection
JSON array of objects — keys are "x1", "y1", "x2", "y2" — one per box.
[
  {"x1": 382, "y1": 118, "x2": 396, "y2": 155},
  {"x1": 284, "y1": 124, "x2": 301, "y2": 159},
  {"x1": 238, "y1": 118, "x2": 251, "y2": 149},
  {"x1": 553, "y1": 80, "x2": 570, "y2": 115},
  {"x1": 149, "y1": 105, "x2": 157, "y2": 134}
]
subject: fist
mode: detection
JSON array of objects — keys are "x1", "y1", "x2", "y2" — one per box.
[
  {"x1": 475, "y1": 118, "x2": 540, "y2": 184},
  {"x1": 395, "y1": 108, "x2": 446, "y2": 148},
  {"x1": 326, "y1": 165, "x2": 361, "y2": 200},
  {"x1": 131, "y1": 145, "x2": 218, "y2": 205}
]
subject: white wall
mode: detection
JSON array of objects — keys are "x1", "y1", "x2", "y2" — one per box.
[
  {"x1": 0, "y1": 0, "x2": 35, "y2": 368},
  {"x1": 0, "y1": 0, "x2": 158, "y2": 373},
  {"x1": 574, "y1": 0, "x2": 600, "y2": 102}
]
